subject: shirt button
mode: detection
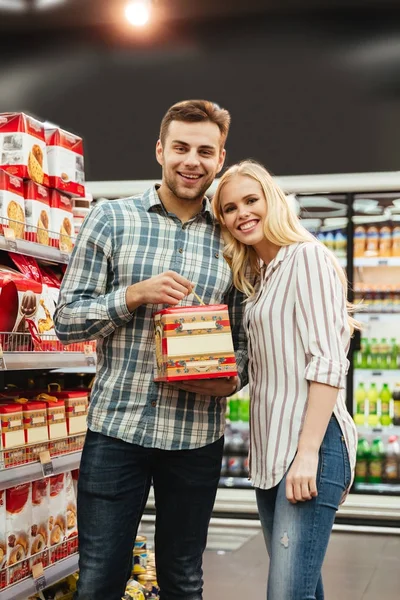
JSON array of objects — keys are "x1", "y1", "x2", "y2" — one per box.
[
  {"x1": 151, "y1": 401, "x2": 156, "y2": 407},
  {"x1": 215, "y1": 252, "x2": 219, "y2": 258},
  {"x1": 178, "y1": 248, "x2": 183, "y2": 254}
]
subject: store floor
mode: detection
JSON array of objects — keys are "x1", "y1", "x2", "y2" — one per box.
[{"x1": 202, "y1": 529, "x2": 400, "y2": 600}]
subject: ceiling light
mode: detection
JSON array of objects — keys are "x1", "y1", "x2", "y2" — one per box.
[
  {"x1": 0, "y1": 0, "x2": 27, "y2": 10},
  {"x1": 125, "y1": 0, "x2": 151, "y2": 27},
  {"x1": 35, "y1": 0, "x2": 66, "y2": 9}
]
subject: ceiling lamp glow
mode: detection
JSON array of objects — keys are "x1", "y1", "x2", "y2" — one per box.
[
  {"x1": 125, "y1": 1, "x2": 151, "y2": 27},
  {"x1": 35, "y1": 0, "x2": 67, "y2": 8},
  {"x1": 0, "y1": 0, "x2": 27, "y2": 10}
]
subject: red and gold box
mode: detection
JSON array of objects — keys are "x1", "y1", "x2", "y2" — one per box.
[
  {"x1": 23, "y1": 401, "x2": 49, "y2": 445},
  {"x1": 0, "y1": 404, "x2": 25, "y2": 450},
  {"x1": 45, "y1": 126, "x2": 85, "y2": 197},
  {"x1": 153, "y1": 304, "x2": 238, "y2": 382},
  {"x1": 50, "y1": 391, "x2": 88, "y2": 435}
]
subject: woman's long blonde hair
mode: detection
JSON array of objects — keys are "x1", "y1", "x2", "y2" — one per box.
[{"x1": 212, "y1": 160, "x2": 361, "y2": 333}]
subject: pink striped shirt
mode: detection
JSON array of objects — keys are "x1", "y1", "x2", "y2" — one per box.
[{"x1": 245, "y1": 242, "x2": 357, "y2": 493}]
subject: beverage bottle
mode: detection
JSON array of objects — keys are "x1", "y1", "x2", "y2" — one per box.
[
  {"x1": 389, "y1": 338, "x2": 398, "y2": 370},
  {"x1": 363, "y1": 285, "x2": 372, "y2": 312},
  {"x1": 381, "y1": 285, "x2": 392, "y2": 313},
  {"x1": 229, "y1": 394, "x2": 240, "y2": 423},
  {"x1": 392, "y1": 225, "x2": 400, "y2": 257},
  {"x1": 334, "y1": 230, "x2": 347, "y2": 258},
  {"x1": 379, "y1": 383, "x2": 392, "y2": 427},
  {"x1": 354, "y1": 382, "x2": 367, "y2": 426},
  {"x1": 379, "y1": 338, "x2": 390, "y2": 370},
  {"x1": 367, "y1": 382, "x2": 380, "y2": 426},
  {"x1": 393, "y1": 284, "x2": 400, "y2": 312},
  {"x1": 360, "y1": 338, "x2": 370, "y2": 369},
  {"x1": 369, "y1": 338, "x2": 379, "y2": 370},
  {"x1": 355, "y1": 438, "x2": 370, "y2": 483},
  {"x1": 238, "y1": 393, "x2": 250, "y2": 423},
  {"x1": 383, "y1": 435, "x2": 400, "y2": 483},
  {"x1": 324, "y1": 231, "x2": 335, "y2": 253},
  {"x1": 379, "y1": 225, "x2": 392, "y2": 258},
  {"x1": 365, "y1": 225, "x2": 379, "y2": 257},
  {"x1": 354, "y1": 225, "x2": 366, "y2": 257},
  {"x1": 392, "y1": 382, "x2": 400, "y2": 426},
  {"x1": 317, "y1": 232, "x2": 325, "y2": 246},
  {"x1": 368, "y1": 437, "x2": 385, "y2": 484}
]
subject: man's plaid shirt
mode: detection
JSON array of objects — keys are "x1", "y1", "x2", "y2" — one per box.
[{"x1": 54, "y1": 186, "x2": 248, "y2": 450}]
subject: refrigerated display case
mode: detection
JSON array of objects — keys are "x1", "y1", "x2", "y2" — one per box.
[{"x1": 87, "y1": 172, "x2": 400, "y2": 528}]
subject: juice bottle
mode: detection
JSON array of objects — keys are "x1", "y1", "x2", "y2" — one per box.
[
  {"x1": 389, "y1": 338, "x2": 398, "y2": 370},
  {"x1": 392, "y1": 226, "x2": 400, "y2": 257},
  {"x1": 379, "y1": 383, "x2": 392, "y2": 427},
  {"x1": 383, "y1": 436, "x2": 400, "y2": 483},
  {"x1": 368, "y1": 438, "x2": 385, "y2": 483},
  {"x1": 355, "y1": 438, "x2": 370, "y2": 483},
  {"x1": 354, "y1": 382, "x2": 367, "y2": 425},
  {"x1": 379, "y1": 338, "x2": 390, "y2": 370},
  {"x1": 369, "y1": 338, "x2": 379, "y2": 369},
  {"x1": 392, "y1": 382, "x2": 400, "y2": 426},
  {"x1": 229, "y1": 394, "x2": 240, "y2": 422},
  {"x1": 324, "y1": 231, "x2": 335, "y2": 253},
  {"x1": 365, "y1": 225, "x2": 379, "y2": 257},
  {"x1": 360, "y1": 338, "x2": 370, "y2": 369},
  {"x1": 367, "y1": 382, "x2": 379, "y2": 426},
  {"x1": 379, "y1": 225, "x2": 392, "y2": 258},
  {"x1": 354, "y1": 225, "x2": 366, "y2": 257}
]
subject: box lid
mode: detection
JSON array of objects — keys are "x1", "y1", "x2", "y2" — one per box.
[{"x1": 154, "y1": 304, "x2": 227, "y2": 317}]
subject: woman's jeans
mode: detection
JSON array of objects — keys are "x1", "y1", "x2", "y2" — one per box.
[
  {"x1": 256, "y1": 415, "x2": 351, "y2": 600},
  {"x1": 74, "y1": 429, "x2": 224, "y2": 600}
]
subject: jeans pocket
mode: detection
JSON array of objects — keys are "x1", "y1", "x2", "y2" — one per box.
[{"x1": 341, "y1": 436, "x2": 351, "y2": 488}]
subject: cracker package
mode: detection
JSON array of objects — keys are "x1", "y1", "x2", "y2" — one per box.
[
  {"x1": 65, "y1": 471, "x2": 78, "y2": 556},
  {"x1": 24, "y1": 181, "x2": 51, "y2": 245},
  {"x1": 49, "y1": 190, "x2": 74, "y2": 252},
  {"x1": 0, "y1": 113, "x2": 48, "y2": 186},
  {"x1": 48, "y1": 473, "x2": 67, "y2": 563},
  {"x1": 45, "y1": 126, "x2": 85, "y2": 197},
  {"x1": 30, "y1": 479, "x2": 50, "y2": 569},
  {"x1": 5, "y1": 482, "x2": 31, "y2": 584},
  {"x1": 0, "y1": 169, "x2": 25, "y2": 239},
  {"x1": 153, "y1": 304, "x2": 238, "y2": 382}
]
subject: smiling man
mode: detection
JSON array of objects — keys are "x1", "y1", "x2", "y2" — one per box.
[{"x1": 54, "y1": 100, "x2": 248, "y2": 600}]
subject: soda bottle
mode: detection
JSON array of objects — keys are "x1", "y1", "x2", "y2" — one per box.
[
  {"x1": 335, "y1": 230, "x2": 347, "y2": 258},
  {"x1": 355, "y1": 438, "x2": 370, "y2": 483},
  {"x1": 379, "y1": 383, "x2": 392, "y2": 427},
  {"x1": 383, "y1": 435, "x2": 400, "y2": 483},
  {"x1": 392, "y1": 382, "x2": 400, "y2": 426},
  {"x1": 229, "y1": 395, "x2": 240, "y2": 423},
  {"x1": 365, "y1": 225, "x2": 379, "y2": 257},
  {"x1": 354, "y1": 225, "x2": 366, "y2": 257},
  {"x1": 379, "y1": 225, "x2": 392, "y2": 258},
  {"x1": 360, "y1": 338, "x2": 370, "y2": 369},
  {"x1": 369, "y1": 339, "x2": 379, "y2": 369},
  {"x1": 324, "y1": 231, "x2": 335, "y2": 253},
  {"x1": 368, "y1": 438, "x2": 385, "y2": 484},
  {"x1": 367, "y1": 382, "x2": 380, "y2": 426},
  {"x1": 354, "y1": 382, "x2": 367, "y2": 426},
  {"x1": 392, "y1": 225, "x2": 400, "y2": 257},
  {"x1": 389, "y1": 338, "x2": 398, "y2": 370},
  {"x1": 378, "y1": 338, "x2": 389, "y2": 370}
]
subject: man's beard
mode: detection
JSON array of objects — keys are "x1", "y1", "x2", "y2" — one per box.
[{"x1": 165, "y1": 172, "x2": 213, "y2": 203}]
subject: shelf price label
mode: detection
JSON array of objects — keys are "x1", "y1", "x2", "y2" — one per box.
[
  {"x1": 39, "y1": 450, "x2": 54, "y2": 478},
  {"x1": 378, "y1": 259, "x2": 389, "y2": 266},
  {"x1": 60, "y1": 251, "x2": 70, "y2": 264},
  {"x1": 32, "y1": 561, "x2": 47, "y2": 591},
  {"x1": 3, "y1": 227, "x2": 17, "y2": 252}
]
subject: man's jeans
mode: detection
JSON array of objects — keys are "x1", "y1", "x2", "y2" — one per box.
[
  {"x1": 74, "y1": 429, "x2": 224, "y2": 600},
  {"x1": 256, "y1": 415, "x2": 351, "y2": 600}
]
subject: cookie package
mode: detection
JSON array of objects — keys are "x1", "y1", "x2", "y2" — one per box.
[
  {"x1": 45, "y1": 126, "x2": 85, "y2": 198},
  {"x1": 24, "y1": 180, "x2": 51, "y2": 245},
  {"x1": 0, "y1": 113, "x2": 49, "y2": 186},
  {"x1": 0, "y1": 169, "x2": 25, "y2": 239},
  {"x1": 49, "y1": 190, "x2": 74, "y2": 252}
]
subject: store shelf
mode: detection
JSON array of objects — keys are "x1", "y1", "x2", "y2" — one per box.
[
  {"x1": 353, "y1": 482, "x2": 400, "y2": 495},
  {"x1": 354, "y1": 368, "x2": 400, "y2": 378},
  {"x1": 357, "y1": 313, "x2": 400, "y2": 321},
  {"x1": 0, "y1": 452, "x2": 82, "y2": 490},
  {"x1": 1, "y1": 352, "x2": 96, "y2": 371},
  {"x1": 0, "y1": 235, "x2": 71, "y2": 264},
  {"x1": 0, "y1": 554, "x2": 79, "y2": 600},
  {"x1": 354, "y1": 257, "x2": 400, "y2": 267}
]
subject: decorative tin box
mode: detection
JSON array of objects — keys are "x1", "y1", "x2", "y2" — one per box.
[{"x1": 153, "y1": 304, "x2": 238, "y2": 382}]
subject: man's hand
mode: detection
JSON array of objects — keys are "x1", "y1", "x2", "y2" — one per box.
[
  {"x1": 285, "y1": 449, "x2": 319, "y2": 504},
  {"x1": 174, "y1": 376, "x2": 239, "y2": 397},
  {"x1": 126, "y1": 271, "x2": 193, "y2": 312}
]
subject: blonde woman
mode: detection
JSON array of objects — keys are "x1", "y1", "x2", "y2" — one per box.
[{"x1": 213, "y1": 160, "x2": 358, "y2": 600}]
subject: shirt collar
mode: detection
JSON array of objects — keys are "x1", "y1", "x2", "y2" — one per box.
[
  {"x1": 142, "y1": 185, "x2": 214, "y2": 223},
  {"x1": 263, "y1": 242, "x2": 300, "y2": 280}
]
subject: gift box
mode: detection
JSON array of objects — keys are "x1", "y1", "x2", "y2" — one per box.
[
  {"x1": 153, "y1": 304, "x2": 238, "y2": 382},
  {"x1": 45, "y1": 126, "x2": 85, "y2": 197}
]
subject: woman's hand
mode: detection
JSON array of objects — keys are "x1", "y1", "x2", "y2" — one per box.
[{"x1": 285, "y1": 449, "x2": 319, "y2": 504}]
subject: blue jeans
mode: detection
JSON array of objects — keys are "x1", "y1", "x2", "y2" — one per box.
[
  {"x1": 256, "y1": 416, "x2": 351, "y2": 600},
  {"x1": 75, "y1": 429, "x2": 224, "y2": 600}
]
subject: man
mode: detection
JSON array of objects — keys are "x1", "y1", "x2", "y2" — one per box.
[{"x1": 54, "y1": 100, "x2": 248, "y2": 600}]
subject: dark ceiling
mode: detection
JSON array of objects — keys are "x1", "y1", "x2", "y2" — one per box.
[{"x1": 1, "y1": 0, "x2": 400, "y2": 33}]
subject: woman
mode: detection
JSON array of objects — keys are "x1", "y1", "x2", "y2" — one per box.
[{"x1": 213, "y1": 161, "x2": 359, "y2": 600}]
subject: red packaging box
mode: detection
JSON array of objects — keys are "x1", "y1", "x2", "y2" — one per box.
[
  {"x1": 24, "y1": 180, "x2": 51, "y2": 245},
  {"x1": 0, "y1": 168, "x2": 25, "y2": 239},
  {"x1": 49, "y1": 190, "x2": 74, "y2": 252},
  {"x1": 45, "y1": 126, "x2": 85, "y2": 197},
  {"x1": 0, "y1": 113, "x2": 48, "y2": 185}
]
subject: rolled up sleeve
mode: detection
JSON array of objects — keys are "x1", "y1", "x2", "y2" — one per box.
[{"x1": 295, "y1": 244, "x2": 350, "y2": 389}]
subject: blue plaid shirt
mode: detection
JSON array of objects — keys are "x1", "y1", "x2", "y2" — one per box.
[{"x1": 54, "y1": 186, "x2": 248, "y2": 450}]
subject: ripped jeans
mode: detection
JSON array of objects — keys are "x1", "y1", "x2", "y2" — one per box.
[{"x1": 256, "y1": 416, "x2": 351, "y2": 600}]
